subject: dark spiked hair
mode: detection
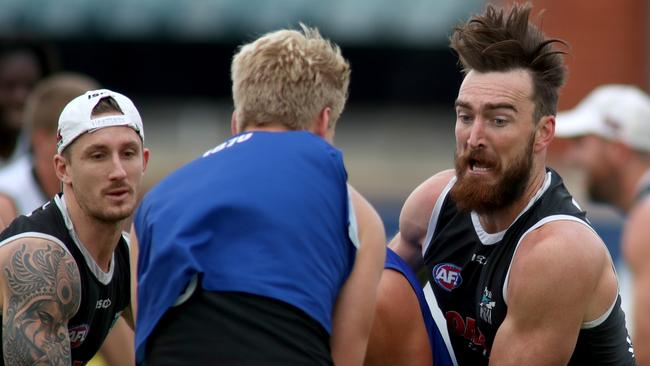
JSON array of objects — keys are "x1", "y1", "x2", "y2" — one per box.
[{"x1": 450, "y1": 2, "x2": 567, "y2": 121}]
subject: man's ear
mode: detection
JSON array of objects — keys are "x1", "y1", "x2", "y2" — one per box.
[
  {"x1": 142, "y1": 148, "x2": 150, "y2": 173},
  {"x1": 231, "y1": 111, "x2": 239, "y2": 136},
  {"x1": 534, "y1": 115, "x2": 555, "y2": 152},
  {"x1": 53, "y1": 154, "x2": 71, "y2": 185},
  {"x1": 312, "y1": 107, "x2": 331, "y2": 139}
]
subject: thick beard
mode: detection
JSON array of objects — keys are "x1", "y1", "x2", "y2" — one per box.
[{"x1": 451, "y1": 135, "x2": 534, "y2": 214}]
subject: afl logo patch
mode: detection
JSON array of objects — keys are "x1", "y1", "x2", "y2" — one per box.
[
  {"x1": 433, "y1": 263, "x2": 463, "y2": 291},
  {"x1": 69, "y1": 324, "x2": 89, "y2": 348}
]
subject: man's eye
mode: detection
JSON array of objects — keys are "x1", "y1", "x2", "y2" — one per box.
[
  {"x1": 458, "y1": 115, "x2": 472, "y2": 124},
  {"x1": 493, "y1": 118, "x2": 507, "y2": 126}
]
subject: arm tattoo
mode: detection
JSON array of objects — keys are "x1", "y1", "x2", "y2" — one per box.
[{"x1": 2, "y1": 243, "x2": 81, "y2": 365}]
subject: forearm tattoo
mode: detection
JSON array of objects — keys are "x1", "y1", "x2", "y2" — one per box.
[{"x1": 2, "y1": 243, "x2": 81, "y2": 365}]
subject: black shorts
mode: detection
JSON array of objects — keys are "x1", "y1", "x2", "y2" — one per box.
[{"x1": 145, "y1": 288, "x2": 333, "y2": 366}]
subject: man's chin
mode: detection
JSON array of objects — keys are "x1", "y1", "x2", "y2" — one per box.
[
  {"x1": 458, "y1": 172, "x2": 497, "y2": 188},
  {"x1": 98, "y1": 205, "x2": 135, "y2": 223},
  {"x1": 451, "y1": 175, "x2": 504, "y2": 212}
]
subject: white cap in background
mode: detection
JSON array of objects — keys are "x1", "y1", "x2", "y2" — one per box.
[{"x1": 555, "y1": 84, "x2": 650, "y2": 153}]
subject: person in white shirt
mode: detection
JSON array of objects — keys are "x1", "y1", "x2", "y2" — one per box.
[
  {"x1": 0, "y1": 73, "x2": 98, "y2": 223},
  {"x1": 555, "y1": 84, "x2": 650, "y2": 364}
]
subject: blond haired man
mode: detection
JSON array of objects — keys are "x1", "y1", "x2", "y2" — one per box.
[{"x1": 132, "y1": 25, "x2": 385, "y2": 366}]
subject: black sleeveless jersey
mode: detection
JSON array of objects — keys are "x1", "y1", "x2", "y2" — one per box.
[
  {"x1": 0, "y1": 194, "x2": 131, "y2": 365},
  {"x1": 424, "y1": 169, "x2": 635, "y2": 365}
]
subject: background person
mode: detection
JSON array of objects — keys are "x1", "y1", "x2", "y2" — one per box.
[
  {"x1": 555, "y1": 84, "x2": 650, "y2": 364},
  {"x1": 0, "y1": 73, "x2": 98, "y2": 224},
  {"x1": 0, "y1": 40, "x2": 57, "y2": 168}
]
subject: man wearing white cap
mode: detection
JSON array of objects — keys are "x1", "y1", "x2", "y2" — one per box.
[
  {"x1": 0, "y1": 89, "x2": 148, "y2": 365},
  {"x1": 556, "y1": 84, "x2": 650, "y2": 364}
]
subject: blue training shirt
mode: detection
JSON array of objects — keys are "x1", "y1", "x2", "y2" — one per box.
[
  {"x1": 134, "y1": 131, "x2": 357, "y2": 362},
  {"x1": 385, "y1": 248, "x2": 455, "y2": 366}
]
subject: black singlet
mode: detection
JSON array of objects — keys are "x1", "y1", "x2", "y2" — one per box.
[
  {"x1": 0, "y1": 194, "x2": 131, "y2": 365},
  {"x1": 424, "y1": 169, "x2": 635, "y2": 365}
]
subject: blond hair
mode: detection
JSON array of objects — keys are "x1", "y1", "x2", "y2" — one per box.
[{"x1": 231, "y1": 24, "x2": 350, "y2": 131}]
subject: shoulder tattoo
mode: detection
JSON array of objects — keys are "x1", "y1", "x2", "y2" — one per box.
[{"x1": 2, "y1": 242, "x2": 81, "y2": 365}]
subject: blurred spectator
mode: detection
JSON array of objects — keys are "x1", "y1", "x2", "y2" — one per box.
[
  {"x1": 0, "y1": 72, "x2": 95, "y2": 223},
  {"x1": 555, "y1": 84, "x2": 650, "y2": 363},
  {"x1": 0, "y1": 39, "x2": 57, "y2": 167}
]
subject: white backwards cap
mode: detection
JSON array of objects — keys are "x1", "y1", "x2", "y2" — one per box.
[{"x1": 57, "y1": 89, "x2": 144, "y2": 153}]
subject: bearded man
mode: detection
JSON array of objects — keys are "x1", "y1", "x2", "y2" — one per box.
[{"x1": 390, "y1": 3, "x2": 635, "y2": 365}]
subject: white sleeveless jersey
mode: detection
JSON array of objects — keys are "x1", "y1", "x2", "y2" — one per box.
[{"x1": 0, "y1": 155, "x2": 48, "y2": 215}]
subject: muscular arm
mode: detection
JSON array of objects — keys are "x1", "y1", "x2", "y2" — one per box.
[
  {"x1": 364, "y1": 268, "x2": 432, "y2": 366},
  {"x1": 0, "y1": 238, "x2": 81, "y2": 365},
  {"x1": 490, "y1": 221, "x2": 617, "y2": 365},
  {"x1": 98, "y1": 317, "x2": 135, "y2": 366},
  {"x1": 390, "y1": 170, "x2": 455, "y2": 271},
  {"x1": 330, "y1": 186, "x2": 386, "y2": 366},
  {"x1": 623, "y1": 199, "x2": 650, "y2": 364}
]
